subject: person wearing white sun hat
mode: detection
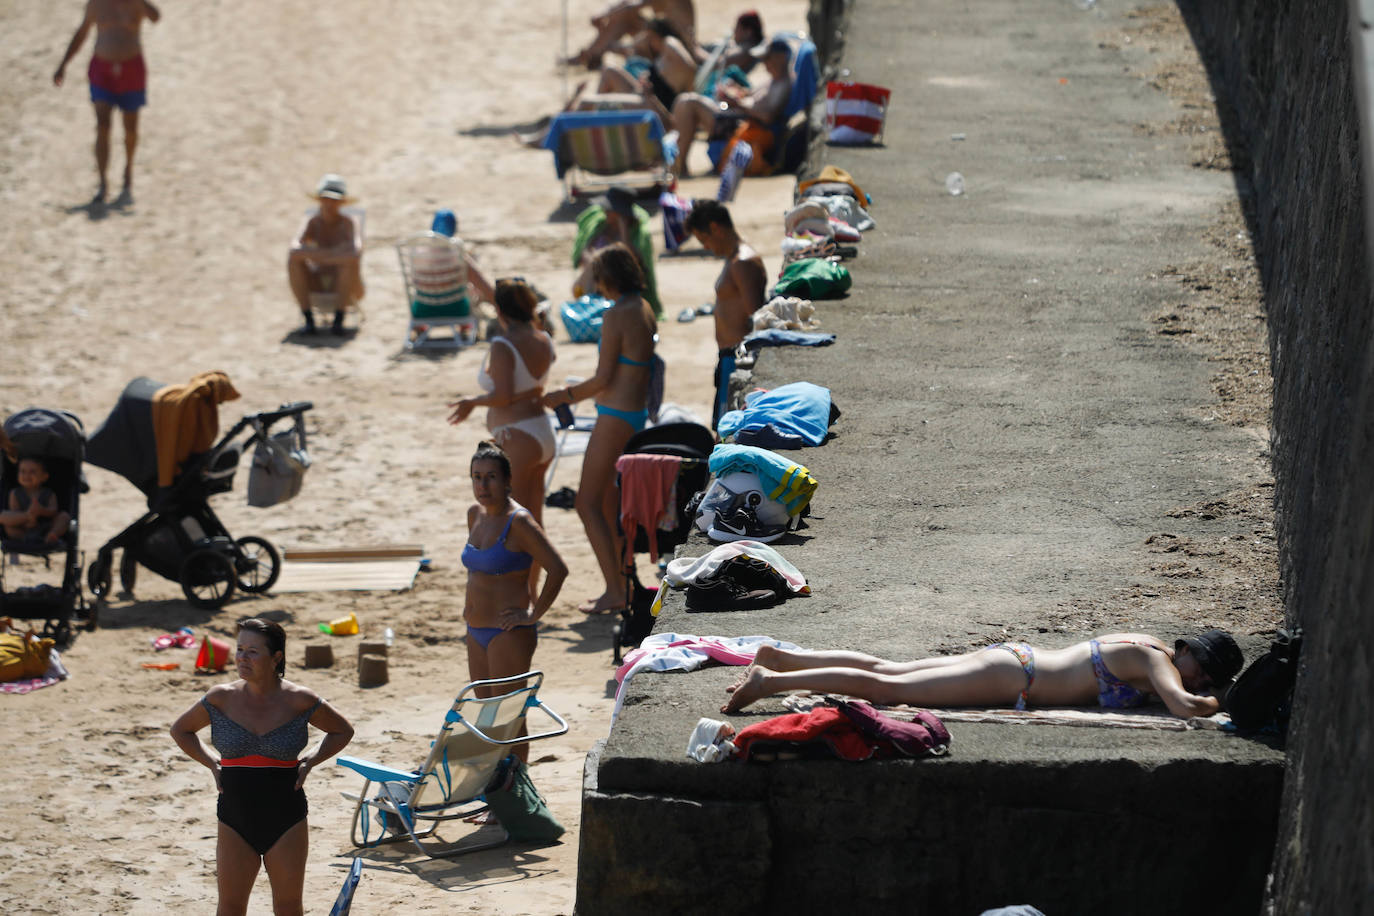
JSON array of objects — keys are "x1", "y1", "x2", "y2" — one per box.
[{"x1": 287, "y1": 174, "x2": 365, "y2": 335}]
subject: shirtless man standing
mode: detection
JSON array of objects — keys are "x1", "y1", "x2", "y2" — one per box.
[
  {"x1": 685, "y1": 200, "x2": 768, "y2": 426},
  {"x1": 54, "y1": 0, "x2": 161, "y2": 204}
]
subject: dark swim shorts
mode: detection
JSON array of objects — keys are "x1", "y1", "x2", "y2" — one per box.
[{"x1": 88, "y1": 55, "x2": 147, "y2": 111}]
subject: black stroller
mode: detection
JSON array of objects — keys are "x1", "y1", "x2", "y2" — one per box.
[
  {"x1": 612, "y1": 421, "x2": 714, "y2": 662},
  {"x1": 0, "y1": 408, "x2": 92, "y2": 643},
  {"x1": 85, "y1": 377, "x2": 313, "y2": 610}
]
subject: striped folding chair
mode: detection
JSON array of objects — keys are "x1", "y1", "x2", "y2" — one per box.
[{"x1": 541, "y1": 110, "x2": 676, "y2": 201}]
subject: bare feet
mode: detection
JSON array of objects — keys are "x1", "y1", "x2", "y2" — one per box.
[
  {"x1": 724, "y1": 664, "x2": 756, "y2": 694},
  {"x1": 578, "y1": 592, "x2": 626, "y2": 614},
  {"x1": 721, "y1": 666, "x2": 772, "y2": 713},
  {"x1": 463, "y1": 809, "x2": 499, "y2": 825},
  {"x1": 91, "y1": 183, "x2": 108, "y2": 205}
]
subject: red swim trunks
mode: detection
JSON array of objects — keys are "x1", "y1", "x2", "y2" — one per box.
[{"x1": 88, "y1": 55, "x2": 147, "y2": 111}]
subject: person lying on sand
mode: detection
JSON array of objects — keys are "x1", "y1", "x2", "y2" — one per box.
[{"x1": 722, "y1": 631, "x2": 1244, "y2": 718}]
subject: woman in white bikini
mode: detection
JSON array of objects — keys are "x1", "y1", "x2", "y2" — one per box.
[{"x1": 448, "y1": 278, "x2": 557, "y2": 594}]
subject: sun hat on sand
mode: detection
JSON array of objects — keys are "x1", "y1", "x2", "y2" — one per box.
[{"x1": 310, "y1": 173, "x2": 354, "y2": 203}]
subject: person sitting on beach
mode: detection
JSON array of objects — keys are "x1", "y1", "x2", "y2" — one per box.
[
  {"x1": 287, "y1": 174, "x2": 364, "y2": 336},
  {"x1": 544, "y1": 244, "x2": 658, "y2": 614},
  {"x1": 170, "y1": 618, "x2": 354, "y2": 916},
  {"x1": 593, "y1": 18, "x2": 698, "y2": 125},
  {"x1": 564, "y1": 0, "x2": 699, "y2": 70},
  {"x1": 430, "y1": 208, "x2": 496, "y2": 307},
  {"x1": 718, "y1": 10, "x2": 766, "y2": 73},
  {"x1": 573, "y1": 187, "x2": 664, "y2": 318},
  {"x1": 460, "y1": 441, "x2": 568, "y2": 760},
  {"x1": 684, "y1": 199, "x2": 767, "y2": 426},
  {"x1": 53, "y1": 0, "x2": 161, "y2": 204},
  {"x1": 1, "y1": 457, "x2": 71, "y2": 545},
  {"x1": 722, "y1": 631, "x2": 1245, "y2": 719},
  {"x1": 670, "y1": 37, "x2": 792, "y2": 177}
]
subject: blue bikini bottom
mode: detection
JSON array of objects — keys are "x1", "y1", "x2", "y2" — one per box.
[
  {"x1": 466, "y1": 624, "x2": 537, "y2": 650},
  {"x1": 596, "y1": 402, "x2": 649, "y2": 431}
]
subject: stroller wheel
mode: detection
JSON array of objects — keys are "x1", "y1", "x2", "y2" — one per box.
[
  {"x1": 120, "y1": 551, "x2": 138, "y2": 595},
  {"x1": 234, "y1": 536, "x2": 281, "y2": 593},
  {"x1": 87, "y1": 551, "x2": 113, "y2": 599},
  {"x1": 179, "y1": 548, "x2": 237, "y2": 609}
]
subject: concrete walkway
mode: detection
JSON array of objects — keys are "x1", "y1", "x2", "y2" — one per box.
[{"x1": 579, "y1": 0, "x2": 1283, "y2": 912}]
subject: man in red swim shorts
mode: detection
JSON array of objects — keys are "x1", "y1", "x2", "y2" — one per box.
[{"x1": 53, "y1": 0, "x2": 161, "y2": 203}]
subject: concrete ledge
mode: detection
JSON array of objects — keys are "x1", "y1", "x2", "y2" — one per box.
[{"x1": 584, "y1": 671, "x2": 1283, "y2": 913}]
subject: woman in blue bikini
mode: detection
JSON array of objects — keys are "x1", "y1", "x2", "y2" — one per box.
[
  {"x1": 722, "y1": 630, "x2": 1244, "y2": 719},
  {"x1": 463, "y1": 441, "x2": 568, "y2": 757},
  {"x1": 544, "y1": 243, "x2": 657, "y2": 614},
  {"x1": 170, "y1": 618, "x2": 353, "y2": 916}
]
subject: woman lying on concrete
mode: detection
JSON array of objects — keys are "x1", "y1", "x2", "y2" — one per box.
[{"x1": 722, "y1": 630, "x2": 1243, "y2": 719}]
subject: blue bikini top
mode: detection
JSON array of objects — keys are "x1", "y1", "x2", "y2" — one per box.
[{"x1": 461, "y1": 511, "x2": 533, "y2": 576}]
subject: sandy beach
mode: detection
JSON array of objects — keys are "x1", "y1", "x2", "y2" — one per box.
[{"x1": 0, "y1": 0, "x2": 807, "y2": 912}]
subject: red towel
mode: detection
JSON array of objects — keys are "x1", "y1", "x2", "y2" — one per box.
[{"x1": 615, "y1": 453, "x2": 681, "y2": 563}]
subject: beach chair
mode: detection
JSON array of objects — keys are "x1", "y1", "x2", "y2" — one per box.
[
  {"x1": 336, "y1": 671, "x2": 569, "y2": 858},
  {"x1": 305, "y1": 206, "x2": 367, "y2": 328},
  {"x1": 541, "y1": 109, "x2": 676, "y2": 201},
  {"x1": 396, "y1": 232, "x2": 477, "y2": 350},
  {"x1": 545, "y1": 406, "x2": 598, "y2": 491}
]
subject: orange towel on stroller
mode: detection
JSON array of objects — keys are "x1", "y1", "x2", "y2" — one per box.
[
  {"x1": 615, "y1": 453, "x2": 681, "y2": 564},
  {"x1": 152, "y1": 372, "x2": 241, "y2": 487}
]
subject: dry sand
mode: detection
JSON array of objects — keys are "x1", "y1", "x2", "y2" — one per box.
[{"x1": 0, "y1": 0, "x2": 807, "y2": 911}]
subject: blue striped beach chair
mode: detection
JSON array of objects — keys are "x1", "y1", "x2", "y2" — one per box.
[{"x1": 541, "y1": 110, "x2": 676, "y2": 201}]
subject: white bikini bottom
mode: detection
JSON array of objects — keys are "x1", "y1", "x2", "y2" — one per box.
[{"x1": 490, "y1": 414, "x2": 556, "y2": 464}]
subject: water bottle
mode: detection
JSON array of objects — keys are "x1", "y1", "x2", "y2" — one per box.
[
  {"x1": 945, "y1": 172, "x2": 965, "y2": 196},
  {"x1": 384, "y1": 627, "x2": 394, "y2": 648}
]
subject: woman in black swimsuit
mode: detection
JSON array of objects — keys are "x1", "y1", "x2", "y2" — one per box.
[{"x1": 170, "y1": 619, "x2": 353, "y2": 916}]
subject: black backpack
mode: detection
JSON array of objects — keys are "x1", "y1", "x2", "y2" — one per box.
[{"x1": 1224, "y1": 628, "x2": 1303, "y2": 733}]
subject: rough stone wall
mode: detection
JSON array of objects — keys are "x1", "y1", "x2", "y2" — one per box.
[{"x1": 1176, "y1": 1, "x2": 1374, "y2": 910}]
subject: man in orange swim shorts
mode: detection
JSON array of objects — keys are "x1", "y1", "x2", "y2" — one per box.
[{"x1": 54, "y1": 0, "x2": 161, "y2": 203}]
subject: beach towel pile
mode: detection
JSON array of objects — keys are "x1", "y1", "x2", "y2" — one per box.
[{"x1": 717, "y1": 382, "x2": 838, "y2": 449}]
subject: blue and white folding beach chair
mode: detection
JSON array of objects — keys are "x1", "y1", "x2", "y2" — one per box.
[{"x1": 336, "y1": 671, "x2": 568, "y2": 858}]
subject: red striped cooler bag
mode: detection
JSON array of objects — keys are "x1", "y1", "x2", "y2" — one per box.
[{"x1": 825, "y1": 81, "x2": 892, "y2": 145}]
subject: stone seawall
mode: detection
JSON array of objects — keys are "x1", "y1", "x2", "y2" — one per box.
[{"x1": 1178, "y1": 3, "x2": 1374, "y2": 910}]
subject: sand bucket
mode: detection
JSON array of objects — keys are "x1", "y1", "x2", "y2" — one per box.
[
  {"x1": 196, "y1": 635, "x2": 233, "y2": 672},
  {"x1": 319, "y1": 612, "x2": 359, "y2": 636}
]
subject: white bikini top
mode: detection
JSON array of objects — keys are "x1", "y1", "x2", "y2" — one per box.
[{"x1": 477, "y1": 336, "x2": 551, "y2": 394}]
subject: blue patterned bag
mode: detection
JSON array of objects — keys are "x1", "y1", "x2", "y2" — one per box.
[{"x1": 560, "y1": 294, "x2": 613, "y2": 343}]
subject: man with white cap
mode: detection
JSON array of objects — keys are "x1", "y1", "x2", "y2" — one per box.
[{"x1": 288, "y1": 174, "x2": 364, "y2": 335}]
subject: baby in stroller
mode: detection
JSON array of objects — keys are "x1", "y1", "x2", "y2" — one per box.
[{"x1": 2, "y1": 457, "x2": 71, "y2": 545}]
